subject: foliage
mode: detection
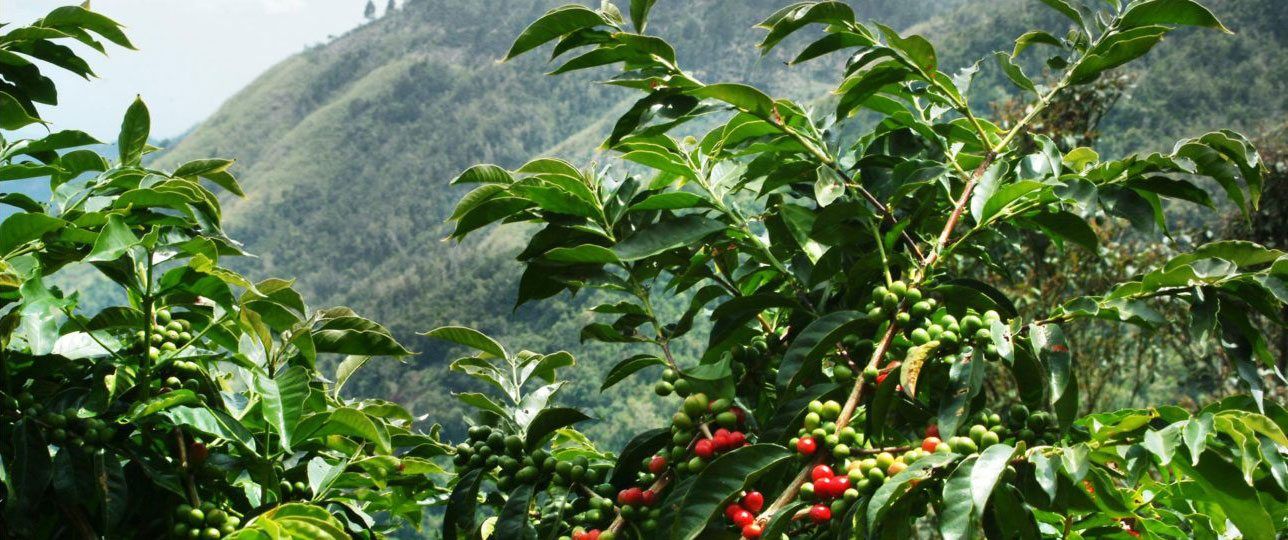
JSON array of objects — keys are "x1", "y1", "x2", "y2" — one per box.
[
  {"x1": 440, "y1": 0, "x2": 1288, "y2": 539},
  {"x1": 0, "y1": 7, "x2": 449, "y2": 538},
  {"x1": 150, "y1": 0, "x2": 1285, "y2": 454}
]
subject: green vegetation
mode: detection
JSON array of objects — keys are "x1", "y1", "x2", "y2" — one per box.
[
  {"x1": 0, "y1": 7, "x2": 446, "y2": 537},
  {"x1": 430, "y1": 0, "x2": 1288, "y2": 537},
  {"x1": 155, "y1": 0, "x2": 1285, "y2": 450},
  {"x1": 3, "y1": 0, "x2": 1286, "y2": 538}
]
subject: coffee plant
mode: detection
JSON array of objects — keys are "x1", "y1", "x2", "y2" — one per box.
[
  {"x1": 440, "y1": 0, "x2": 1288, "y2": 538},
  {"x1": 0, "y1": 6, "x2": 450, "y2": 538}
]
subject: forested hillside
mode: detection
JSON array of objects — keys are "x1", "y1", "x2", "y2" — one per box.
[{"x1": 157, "y1": 0, "x2": 1285, "y2": 446}]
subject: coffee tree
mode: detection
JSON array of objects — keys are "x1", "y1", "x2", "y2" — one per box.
[
  {"x1": 442, "y1": 0, "x2": 1288, "y2": 538},
  {"x1": 0, "y1": 6, "x2": 449, "y2": 538}
]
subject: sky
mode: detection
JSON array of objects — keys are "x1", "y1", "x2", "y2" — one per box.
[{"x1": 5, "y1": 0, "x2": 374, "y2": 140}]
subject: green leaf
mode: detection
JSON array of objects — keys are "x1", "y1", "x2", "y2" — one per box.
[
  {"x1": 1220, "y1": 409, "x2": 1288, "y2": 447},
  {"x1": 1143, "y1": 424, "x2": 1182, "y2": 466},
  {"x1": 38, "y1": 5, "x2": 135, "y2": 48},
  {"x1": 1012, "y1": 30, "x2": 1064, "y2": 58},
  {"x1": 86, "y1": 214, "x2": 140, "y2": 262},
  {"x1": 505, "y1": 6, "x2": 607, "y2": 60},
  {"x1": 495, "y1": 484, "x2": 536, "y2": 539},
  {"x1": 512, "y1": 180, "x2": 600, "y2": 218},
  {"x1": 8, "y1": 425, "x2": 52, "y2": 519},
  {"x1": 1030, "y1": 452, "x2": 1059, "y2": 502},
  {"x1": 126, "y1": 390, "x2": 200, "y2": 421},
  {"x1": 836, "y1": 64, "x2": 908, "y2": 119},
  {"x1": 443, "y1": 469, "x2": 484, "y2": 540},
  {"x1": 543, "y1": 244, "x2": 619, "y2": 264},
  {"x1": 1119, "y1": 0, "x2": 1231, "y2": 32},
  {"x1": 1031, "y1": 211, "x2": 1098, "y2": 251},
  {"x1": 452, "y1": 163, "x2": 512, "y2": 185},
  {"x1": 613, "y1": 214, "x2": 726, "y2": 261},
  {"x1": 777, "y1": 311, "x2": 867, "y2": 390},
  {"x1": 1062, "y1": 146, "x2": 1099, "y2": 171},
  {"x1": 1037, "y1": 0, "x2": 1085, "y2": 29},
  {"x1": 0, "y1": 213, "x2": 66, "y2": 255},
  {"x1": 757, "y1": 2, "x2": 855, "y2": 53},
  {"x1": 985, "y1": 485, "x2": 1041, "y2": 539},
  {"x1": 423, "y1": 326, "x2": 507, "y2": 359},
  {"x1": 243, "y1": 503, "x2": 350, "y2": 540},
  {"x1": 0, "y1": 91, "x2": 43, "y2": 130},
  {"x1": 117, "y1": 96, "x2": 150, "y2": 165},
  {"x1": 670, "y1": 444, "x2": 791, "y2": 540},
  {"x1": 607, "y1": 91, "x2": 700, "y2": 147},
  {"x1": 1174, "y1": 134, "x2": 1263, "y2": 219},
  {"x1": 877, "y1": 24, "x2": 937, "y2": 74},
  {"x1": 306, "y1": 456, "x2": 346, "y2": 497},
  {"x1": 525, "y1": 407, "x2": 591, "y2": 448},
  {"x1": 627, "y1": 191, "x2": 709, "y2": 211},
  {"x1": 1126, "y1": 176, "x2": 1214, "y2": 207},
  {"x1": 1183, "y1": 413, "x2": 1213, "y2": 466},
  {"x1": 254, "y1": 366, "x2": 310, "y2": 452},
  {"x1": 333, "y1": 355, "x2": 371, "y2": 397},
  {"x1": 449, "y1": 197, "x2": 533, "y2": 239},
  {"x1": 456, "y1": 392, "x2": 511, "y2": 420},
  {"x1": 868, "y1": 452, "x2": 957, "y2": 527},
  {"x1": 940, "y1": 456, "x2": 977, "y2": 540},
  {"x1": 900, "y1": 340, "x2": 939, "y2": 398},
  {"x1": 970, "y1": 444, "x2": 1017, "y2": 510},
  {"x1": 1069, "y1": 26, "x2": 1169, "y2": 85},
  {"x1": 601, "y1": 354, "x2": 665, "y2": 392},
  {"x1": 762, "y1": 501, "x2": 808, "y2": 538},
  {"x1": 610, "y1": 427, "x2": 670, "y2": 487},
  {"x1": 311, "y1": 407, "x2": 391, "y2": 453},
  {"x1": 814, "y1": 165, "x2": 844, "y2": 207},
  {"x1": 0, "y1": 193, "x2": 42, "y2": 213},
  {"x1": 164, "y1": 406, "x2": 258, "y2": 454},
  {"x1": 1032, "y1": 323, "x2": 1077, "y2": 430},
  {"x1": 689, "y1": 83, "x2": 775, "y2": 118},
  {"x1": 939, "y1": 353, "x2": 987, "y2": 437},
  {"x1": 173, "y1": 158, "x2": 243, "y2": 197},
  {"x1": 981, "y1": 180, "x2": 1043, "y2": 223},
  {"x1": 0, "y1": 163, "x2": 60, "y2": 181},
  {"x1": 969, "y1": 161, "x2": 1009, "y2": 224},
  {"x1": 995, "y1": 52, "x2": 1036, "y2": 93},
  {"x1": 313, "y1": 316, "x2": 411, "y2": 356},
  {"x1": 1175, "y1": 451, "x2": 1275, "y2": 539},
  {"x1": 629, "y1": 0, "x2": 656, "y2": 32}
]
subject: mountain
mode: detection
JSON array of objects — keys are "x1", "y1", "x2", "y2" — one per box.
[{"x1": 155, "y1": 0, "x2": 1285, "y2": 446}]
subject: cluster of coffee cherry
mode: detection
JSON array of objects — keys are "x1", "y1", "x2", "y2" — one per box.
[
  {"x1": 565, "y1": 528, "x2": 615, "y2": 540},
  {"x1": 614, "y1": 484, "x2": 662, "y2": 531},
  {"x1": 860, "y1": 280, "x2": 1010, "y2": 369},
  {"x1": 170, "y1": 502, "x2": 239, "y2": 539},
  {"x1": 722, "y1": 490, "x2": 766, "y2": 538},
  {"x1": 141, "y1": 308, "x2": 193, "y2": 362},
  {"x1": 2, "y1": 392, "x2": 115, "y2": 451},
  {"x1": 666, "y1": 393, "x2": 751, "y2": 474},
  {"x1": 453, "y1": 424, "x2": 574, "y2": 493},
  {"x1": 788, "y1": 399, "x2": 863, "y2": 460}
]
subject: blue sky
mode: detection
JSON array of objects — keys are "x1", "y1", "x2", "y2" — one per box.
[{"x1": 8, "y1": 0, "x2": 376, "y2": 140}]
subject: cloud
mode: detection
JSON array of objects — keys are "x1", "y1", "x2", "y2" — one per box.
[{"x1": 261, "y1": 0, "x2": 307, "y2": 14}]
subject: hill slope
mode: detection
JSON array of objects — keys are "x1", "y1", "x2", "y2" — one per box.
[{"x1": 157, "y1": 0, "x2": 1285, "y2": 445}]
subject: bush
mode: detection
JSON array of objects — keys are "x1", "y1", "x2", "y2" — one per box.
[
  {"x1": 437, "y1": 1, "x2": 1288, "y2": 538},
  {"x1": 0, "y1": 7, "x2": 446, "y2": 538}
]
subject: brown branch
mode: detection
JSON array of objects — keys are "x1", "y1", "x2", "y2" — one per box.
[
  {"x1": 174, "y1": 430, "x2": 201, "y2": 507},
  {"x1": 916, "y1": 152, "x2": 997, "y2": 279},
  {"x1": 606, "y1": 471, "x2": 673, "y2": 533},
  {"x1": 754, "y1": 146, "x2": 1003, "y2": 527}
]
